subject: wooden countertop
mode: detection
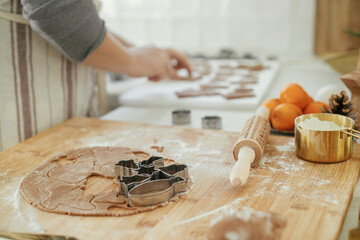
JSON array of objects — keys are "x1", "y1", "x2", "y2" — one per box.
[{"x1": 0, "y1": 117, "x2": 359, "y2": 239}]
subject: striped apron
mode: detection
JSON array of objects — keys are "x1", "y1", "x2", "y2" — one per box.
[{"x1": 0, "y1": 0, "x2": 100, "y2": 152}]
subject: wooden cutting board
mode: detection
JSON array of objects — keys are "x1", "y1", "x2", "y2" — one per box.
[{"x1": 0, "y1": 117, "x2": 359, "y2": 240}]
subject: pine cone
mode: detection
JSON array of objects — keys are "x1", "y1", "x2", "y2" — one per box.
[{"x1": 321, "y1": 90, "x2": 359, "y2": 129}]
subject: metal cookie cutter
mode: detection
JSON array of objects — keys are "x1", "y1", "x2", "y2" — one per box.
[
  {"x1": 118, "y1": 174, "x2": 150, "y2": 197},
  {"x1": 127, "y1": 176, "x2": 187, "y2": 207},
  {"x1": 159, "y1": 164, "x2": 188, "y2": 181},
  {"x1": 140, "y1": 156, "x2": 164, "y2": 169},
  {"x1": 115, "y1": 156, "x2": 189, "y2": 206},
  {"x1": 172, "y1": 109, "x2": 191, "y2": 125},
  {"x1": 149, "y1": 170, "x2": 173, "y2": 180},
  {"x1": 137, "y1": 165, "x2": 156, "y2": 175},
  {"x1": 118, "y1": 169, "x2": 173, "y2": 197},
  {"x1": 114, "y1": 159, "x2": 138, "y2": 179},
  {"x1": 202, "y1": 116, "x2": 222, "y2": 130},
  {"x1": 114, "y1": 156, "x2": 164, "y2": 179}
]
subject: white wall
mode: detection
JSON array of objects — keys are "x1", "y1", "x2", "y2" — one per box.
[{"x1": 99, "y1": 0, "x2": 316, "y2": 58}]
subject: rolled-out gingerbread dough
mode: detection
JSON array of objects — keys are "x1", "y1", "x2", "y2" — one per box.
[{"x1": 20, "y1": 147, "x2": 191, "y2": 216}]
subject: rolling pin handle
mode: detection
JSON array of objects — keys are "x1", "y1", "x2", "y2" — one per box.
[
  {"x1": 255, "y1": 105, "x2": 270, "y2": 119},
  {"x1": 230, "y1": 146, "x2": 256, "y2": 186}
]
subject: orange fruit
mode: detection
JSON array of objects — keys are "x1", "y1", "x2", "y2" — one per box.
[
  {"x1": 280, "y1": 83, "x2": 309, "y2": 110},
  {"x1": 304, "y1": 101, "x2": 329, "y2": 114},
  {"x1": 271, "y1": 103, "x2": 303, "y2": 130},
  {"x1": 262, "y1": 98, "x2": 281, "y2": 113},
  {"x1": 307, "y1": 96, "x2": 314, "y2": 106}
]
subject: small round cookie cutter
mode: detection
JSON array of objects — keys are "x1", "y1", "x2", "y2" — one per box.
[
  {"x1": 172, "y1": 110, "x2": 191, "y2": 125},
  {"x1": 295, "y1": 113, "x2": 360, "y2": 163},
  {"x1": 202, "y1": 116, "x2": 222, "y2": 130}
]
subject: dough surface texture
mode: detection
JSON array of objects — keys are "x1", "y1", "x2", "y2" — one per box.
[{"x1": 20, "y1": 147, "x2": 191, "y2": 216}]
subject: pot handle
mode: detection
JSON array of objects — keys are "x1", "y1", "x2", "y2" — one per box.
[{"x1": 341, "y1": 129, "x2": 360, "y2": 139}]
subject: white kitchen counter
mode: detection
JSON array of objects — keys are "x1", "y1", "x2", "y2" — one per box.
[
  {"x1": 117, "y1": 59, "x2": 279, "y2": 110},
  {"x1": 102, "y1": 57, "x2": 358, "y2": 240},
  {"x1": 102, "y1": 106, "x2": 254, "y2": 131}
]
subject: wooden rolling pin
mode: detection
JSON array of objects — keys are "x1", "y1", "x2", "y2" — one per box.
[{"x1": 230, "y1": 106, "x2": 271, "y2": 186}]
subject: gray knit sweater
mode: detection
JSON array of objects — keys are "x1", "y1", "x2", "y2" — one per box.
[{"x1": 21, "y1": 0, "x2": 106, "y2": 62}]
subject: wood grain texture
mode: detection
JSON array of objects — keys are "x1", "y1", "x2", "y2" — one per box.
[
  {"x1": 315, "y1": 0, "x2": 331, "y2": 54},
  {"x1": 96, "y1": 69, "x2": 109, "y2": 116},
  {"x1": 314, "y1": 0, "x2": 360, "y2": 55},
  {"x1": 0, "y1": 117, "x2": 359, "y2": 240},
  {"x1": 341, "y1": 50, "x2": 360, "y2": 129}
]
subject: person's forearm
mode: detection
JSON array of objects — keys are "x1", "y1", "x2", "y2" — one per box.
[
  {"x1": 82, "y1": 32, "x2": 133, "y2": 74},
  {"x1": 111, "y1": 32, "x2": 134, "y2": 48},
  {"x1": 82, "y1": 32, "x2": 192, "y2": 80}
]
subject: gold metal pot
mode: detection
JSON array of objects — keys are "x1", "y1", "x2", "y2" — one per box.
[{"x1": 295, "y1": 113, "x2": 360, "y2": 163}]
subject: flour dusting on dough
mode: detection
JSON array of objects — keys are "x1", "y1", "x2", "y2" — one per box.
[
  {"x1": 0, "y1": 176, "x2": 43, "y2": 233},
  {"x1": 20, "y1": 147, "x2": 192, "y2": 217}
]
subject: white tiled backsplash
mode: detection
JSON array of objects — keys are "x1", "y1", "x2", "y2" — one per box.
[{"x1": 99, "y1": 0, "x2": 315, "y2": 57}]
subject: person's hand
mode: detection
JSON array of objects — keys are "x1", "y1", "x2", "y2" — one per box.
[
  {"x1": 126, "y1": 45, "x2": 167, "y2": 79},
  {"x1": 164, "y1": 48, "x2": 192, "y2": 79},
  {"x1": 148, "y1": 48, "x2": 193, "y2": 81},
  {"x1": 83, "y1": 33, "x2": 191, "y2": 80},
  {"x1": 126, "y1": 45, "x2": 192, "y2": 81}
]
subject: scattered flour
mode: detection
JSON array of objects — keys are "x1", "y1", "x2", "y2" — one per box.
[
  {"x1": 322, "y1": 193, "x2": 340, "y2": 205},
  {"x1": 190, "y1": 162, "x2": 202, "y2": 169},
  {"x1": 275, "y1": 144, "x2": 293, "y2": 152},
  {"x1": 252, "y1": 140, "x2": 338, "y2": 207},
  {"x1": 296, "y1": 191, "x2": 340, "y2": 206},
  {"x1": 312, "y1": 177, "x2": 330, "y2": 186},
  {"x1": 225, "y1": 230, "x2": 248, "y2": 240},
  {"x1": 280, "y1": 185, "x2": 291, "y2": 191},
  {"x1": 79, "y1": 128, "x2": 160, "y2": 147},
  {"x1": 80, "y1": 129, "x2": 223, "y2": 162},
  {"x1": 79, "y1": 126, "x2": 339, "y2": 223},
  {"x1": 267, "y1": 166, "x2": 278, "y2": 173},
  {"x1": 0, "y1": 176, "x2": 44, "y2": 233},
  {"x1": 258, "y1": 154, "x2": 305, "y2": 175},
  {"x1": 277, "y1": 160, "x2": 304, "y2": 173},
  {"x1": 177, "y1": 204, "x2": 238, "y2": 226},
  {"x1": 178, "y1": 205, "x2": 272, "y2": 228}
]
